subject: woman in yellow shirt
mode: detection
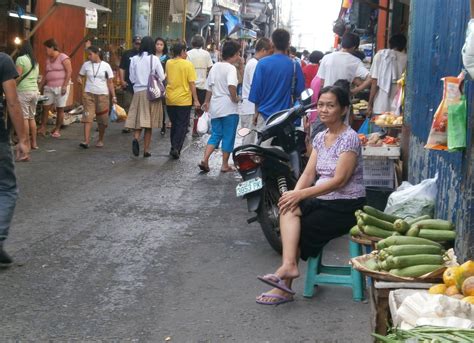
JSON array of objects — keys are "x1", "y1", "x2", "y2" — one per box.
[{"x1": 165, "y1": 42, "x2": 200, "y2": 159}]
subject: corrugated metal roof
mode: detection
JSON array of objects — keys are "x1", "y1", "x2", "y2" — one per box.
[{"x1": 55, "y1": 0, "x2": 111, "y2": 12}]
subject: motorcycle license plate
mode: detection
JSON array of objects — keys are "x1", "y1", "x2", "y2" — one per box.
[{"x1": 236, "y1": 177, "x2": 263, "y2": 197}]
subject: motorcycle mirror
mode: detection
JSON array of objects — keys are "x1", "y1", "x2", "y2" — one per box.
[
  {"x1": 300, "y1": 88, "x2": 314, "y2": 102},
  {"x1": 238, "y1": 127, "x2": 252, "y2": 137}
]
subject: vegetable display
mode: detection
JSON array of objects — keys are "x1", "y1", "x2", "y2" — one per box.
[
  {"x1": 373, "y1": 326, "x2": 474, "y2": 342},
  {"x1": 353, "y1": 206, "x2": 456, "y2": 243}
]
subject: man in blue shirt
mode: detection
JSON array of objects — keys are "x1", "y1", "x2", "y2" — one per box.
[{"x1": 249, "y1": 29, "x2": 305, "y2": 128}]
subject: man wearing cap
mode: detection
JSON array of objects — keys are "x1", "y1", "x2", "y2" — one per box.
[{"x1": 119, "y1": 36, "x2": 141, "y2": 133}]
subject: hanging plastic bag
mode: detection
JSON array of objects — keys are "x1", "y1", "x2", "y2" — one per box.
[
  {"x1": 196, "y1": 111, "x2": 211, "y2": 135},
  {"x1": 425, "y1": 77, "x2": 462, "y2": 151},
  {"x1": 358, "y1": 117, "x2": 370, "y2": 135},
  {"x1": 384, "y1": 174, "x2": 438, "y2": 219},
  {"x1": 448, "y1": 91, "x2": 467, "y2": 151},
  {"x1": 110, "y1": 105, "x2": 118, "y2": 122},
  {"x1": 114, "y1": 104, "x2": 127, "y2": 122}
]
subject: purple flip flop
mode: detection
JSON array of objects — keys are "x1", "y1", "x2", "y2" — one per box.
[
  {"x1": 257, "y1": 274, "x2": 296, "y2": 295},
  {"x1": 256, "y1": 292, "x2": 294, "y2": 306}
]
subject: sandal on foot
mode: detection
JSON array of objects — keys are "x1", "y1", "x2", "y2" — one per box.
[
  {"x1": 51, "y1": 131, "x2": 61, "y2": 138},
  {"x1": 256, "y1": 293, "x2": 294, "y2": 306},
  {"x1": 132, "y1": 139, "x2": 139, "y2": 156},
  {"x1": 198, "y1": 161, "x2": 210, "y2": 173},
  {"x1": 79, "y1": 143, "x2": 89, "y2": 149},
  {"x1": 95, "y1": 142, "x2": 104, "y2": 148},
  {"x1": 220, "y1": 166, "x2": 236, "y2": 173},
  {"x1": 257, "y1": 274, "x2": 296, "y2": 295},
  {"x1": 144, "y1": 152, "x2": 152, "y2": 158}
]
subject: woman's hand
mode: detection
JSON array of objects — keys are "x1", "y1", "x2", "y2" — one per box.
[
  {"x1": 112, "y1": 96, "x2": 118, "y2": 104},
  {"x1": 201, "y1": 102, "x2": 209, "y2": 112},
  {"x1": 278, "y1": 190, "x2": 303, "y2": 215},
  {"x1": 61, "y1": 86, "x2": 67, "y2": 96},
  {"x1": 193, "y1": 99, "x2": 201, "y2": 108}
]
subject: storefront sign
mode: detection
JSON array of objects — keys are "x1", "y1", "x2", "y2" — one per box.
[
  {"x1": 216, "y1": 0, "x2": 240, "y2": 12},
  {"x1": 202, "y1": 0, "x2": 213, "y2": 16},
  {"x1": 85, "y1": 8, "x2": 98, "y2": 29}
]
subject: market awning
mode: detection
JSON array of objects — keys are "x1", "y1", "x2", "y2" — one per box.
[{"x1": 55, "y1": 0, "x2": 111, "y2": 12}]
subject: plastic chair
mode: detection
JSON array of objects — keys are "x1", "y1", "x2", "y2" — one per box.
[{"x1": 303, "y1": 239, "x2": 366, "y2": 301}]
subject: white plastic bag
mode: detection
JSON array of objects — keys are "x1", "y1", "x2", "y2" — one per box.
[
  {"x1": 462, "y1": 19, "x2": 474, "y2": 78},
  {"x1": 197, "y1": 111, "x2": 211, "y2": 135},
  {"x1": 110, "y1": 105, "x2": 118, "y2": 122},
  {"x1": 384, "y1": 173, "x2": 438, "y2": 219}
]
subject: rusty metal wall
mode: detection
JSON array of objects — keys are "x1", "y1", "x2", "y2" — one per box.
[{"x1": 405, "y1": 0, "x2": 474, "y2": 260}]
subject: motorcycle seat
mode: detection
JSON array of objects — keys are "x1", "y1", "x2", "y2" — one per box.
[{"x1": 266, "y1": 148, "x2": 290, "y2": 161}]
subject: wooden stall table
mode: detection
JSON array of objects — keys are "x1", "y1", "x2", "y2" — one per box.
[{"x1": 369, "y1": 281, "x2": 435, "y2": 339}]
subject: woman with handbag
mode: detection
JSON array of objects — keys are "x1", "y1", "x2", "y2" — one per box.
[
  {"x1": 15, "y1": 41, "x2": 40, "y2": 150},
  {"x1": 77, "y1": 46, "x2": 116, "y2": 149},
  {"x1": 124, "y1": 36, "x2": 165, "y2": 157}
]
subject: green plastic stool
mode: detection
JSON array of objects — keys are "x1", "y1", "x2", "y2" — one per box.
[{"x1": 303, "y1": 239, "x2": 365, "y2": 301}]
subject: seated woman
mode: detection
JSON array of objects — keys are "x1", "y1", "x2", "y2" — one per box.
[{"x1": 256, "y1": 84, "x2": 366, "y2": 305}]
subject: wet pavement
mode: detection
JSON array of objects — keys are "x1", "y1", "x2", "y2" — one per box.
[{"x1": 1, "y1": 122, "x2": 371, "y2": 342}]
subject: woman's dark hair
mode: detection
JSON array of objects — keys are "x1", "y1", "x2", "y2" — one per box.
[
  {"x1": 171, "y1": 42, "x2": 187, "y2": 57},
  {"x1": 87, "y1": 45, "x2": 103, "y2": 60},
  {"x1": 319, "y1": 81, "x2": 351, "y2": 110},
  {"x1": 191, "y1": 35, "x2": 204, "y2": 48},
  {"x1": 18, "y1": 41, "x2": 36, "y2": 67},
  {"x1": 43, "y1": 38, "x2": 59, "y2": 51},
  {"x1": 154, "y1": 37, "x2": 168, "y2": 55},
  {"x1": 139, "y1": 36, "x2": 155, "y2": 56},
  {"x1": 271, "y1": 29, "x2": 290, "y2": 51},
  {"x1": 309, "y1": 50, "x2": 324, "y2": 64},
  {"x1": 221, "y1": 40, "x2": 240, "y2": 60}
]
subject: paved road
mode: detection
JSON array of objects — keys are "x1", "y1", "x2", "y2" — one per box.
[{"x1": 1, "y1": 122, "x2": 371, "y2": 342}]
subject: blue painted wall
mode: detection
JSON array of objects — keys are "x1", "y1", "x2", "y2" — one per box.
[{"x1": 406, "y1": 0, "x2": 474, "y2": 260}]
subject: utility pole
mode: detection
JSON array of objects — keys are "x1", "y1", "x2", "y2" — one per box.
[{"x1": 182, "y1": 0, "x2": 187, "y2": 42}]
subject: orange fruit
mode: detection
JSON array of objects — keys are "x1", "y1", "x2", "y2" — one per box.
[
  {"x1": 462, "y1": 296, "x2": 474, "y2": 304},
  {"x1": 443, "y1": 266, "x2": 462, "y2": 287},
  {"x1": 429, "y1": 284, "x2": 447, "y2": 295},
  {"x1": 455, "y1": 261, "x2": 474, "y2": 290},
  {"x1": 445, "y1": 285, "x2": 460, "y2": 296},
  {"x1": 462, "y1": 276, "x2": 474, "y2": 297}
]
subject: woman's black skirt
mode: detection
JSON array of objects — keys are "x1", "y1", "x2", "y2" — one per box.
[{"x1": 299, "y1": 197, "x2": 366, "y2": 261}]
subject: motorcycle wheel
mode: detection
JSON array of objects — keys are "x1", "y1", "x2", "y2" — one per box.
[{"x1": 256, "y1": 184, "x2": 282, "y2": 254}]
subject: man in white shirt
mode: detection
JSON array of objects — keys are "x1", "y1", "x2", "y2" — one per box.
[
  {"x1": 240, "y1": 37, "x2": 272, "y2": 144},
  {"x1": 187, "y1": 35, "x2": 213, "y2": 136},
  {"x1": 317, "y1": 32, "x2": 370, "y2": 88},
  {"x1": 312, "y1": 33, "x2": 370, "y2": 135},
  {"x1": 368, "y1": 34, "x2": 407, "y2": 116}
]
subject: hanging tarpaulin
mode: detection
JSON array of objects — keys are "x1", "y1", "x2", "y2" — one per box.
[
  {"x1": 85, "y1": 7, "x2": 97, "y2": 29},
  {"x1": 223, "y1": 10, "x2": 241, "y2": 36}
]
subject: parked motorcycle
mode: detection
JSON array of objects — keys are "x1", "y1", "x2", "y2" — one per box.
[{"x1": 232, "y1": 89, "x2": 315, "y2": 254}]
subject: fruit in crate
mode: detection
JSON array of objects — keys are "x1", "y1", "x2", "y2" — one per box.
[
  {"x1": 462, "y1": 276, "x2": 474, "y2": 297},
  {"x1": 367, "y1": 133, "x2": 383, "y2": 146},
  {"x1": 443, "y1": 266, "x2": 462, "y2": 287},
  {"x1": 353, "y1": 100, "x2": 368, "y2": 110},
  {"x1": 428, "y1": 283, "x2": 447, "y2": 294},
  {"x1": 358, "y1": 134, "x2": 368, "y2": 145},
  {"x1": 373, "y1": 112, "x2": 403, "y2": 126},
  {"x1": 462, "y1": 296, "x2": 474, "y2": 304}
]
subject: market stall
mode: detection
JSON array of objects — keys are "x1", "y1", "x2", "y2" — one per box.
[{"x1": 347, "y1": 180, "x2": 474, "y2": 341}]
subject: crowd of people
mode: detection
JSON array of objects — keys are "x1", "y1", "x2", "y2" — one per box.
[{"x1": 0, "y1": 28, "x2": 408, "y2": 307}]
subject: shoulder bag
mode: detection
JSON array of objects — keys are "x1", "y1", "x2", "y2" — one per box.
[{"x1": 147, "y1": 55, "x2": 166, "y2": 101}]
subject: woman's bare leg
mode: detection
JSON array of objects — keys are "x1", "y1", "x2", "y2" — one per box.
[
  {"x1": 29, "y1": 119, "x2": 38, "y2": 148},
  {"x1": 143, "y1": 128, "x2": 152, "y2": 153},
  {"x1": 256, "y1": 208, "x2": 303, "y2": 303},
  {"x1": 54, "y1": 107, "x2": 65, "y2": 133},
  {"x1": 23, "y1": 119, "x2": 31, "y2": 150}
]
